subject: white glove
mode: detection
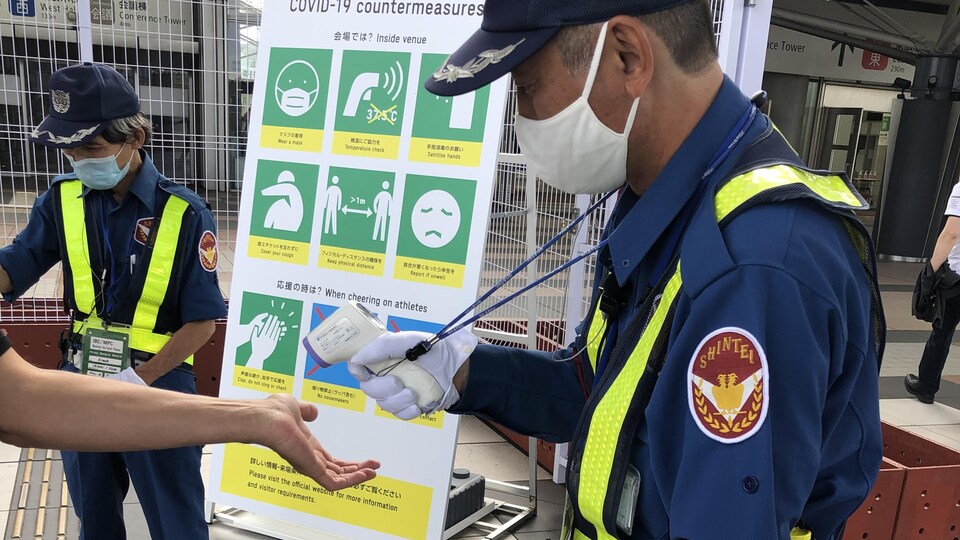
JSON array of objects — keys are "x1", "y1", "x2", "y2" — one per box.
[
  {"x1": 107, "y1": 367, "x2": 148, "y2": 386},
  {"x1": 348, "y1": 330, "x2": 477, "y2": 420}
]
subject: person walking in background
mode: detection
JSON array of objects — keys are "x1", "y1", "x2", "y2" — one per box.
[{"x1": 906, "y1": 181, "x2": 960, "y2": 404}]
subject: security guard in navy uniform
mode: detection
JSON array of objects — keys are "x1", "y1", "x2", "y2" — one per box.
[
  {"x1": 348, "y1": 0, "x2": 885, "y2": 538},
  {"x1": 0, "y1": 63, "x2": 226, "y2": 538}
]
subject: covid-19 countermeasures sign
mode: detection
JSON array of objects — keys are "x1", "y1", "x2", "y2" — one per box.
[{"x1": 207, "y1": 1, "x2": 509, "y2": 539}]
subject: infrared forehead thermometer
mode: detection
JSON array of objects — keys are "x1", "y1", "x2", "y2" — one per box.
[{"x1": 302, "y1": 301, "x2": 443, "y2": 410}]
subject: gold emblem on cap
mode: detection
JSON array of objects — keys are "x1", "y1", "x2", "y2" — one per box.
[
  {"x1": 433, "y1": 38, "x2": 526, "y2": 83},
  {"x1": 51, "y1": 89, "x2": 70, "y2": 114},
  {"x1": 31, "y1": 124, "x2": 101, "y2": 145}
]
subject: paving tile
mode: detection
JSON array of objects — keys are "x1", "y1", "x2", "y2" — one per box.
[
  {"x1": 0, "y1": 462, "x2": 19, "y2": 512},
  {"x1": 457, "y1": 416, "x2": 507, "y2": 445},
  {"x1": 881, "y1": 292, "x2": 931, "y2": 331},
  {"x1": 210, "y1": 522, "x2": 277, "y2": 538},
  {"x1": 881, "y1": 398, "x2": 960, "y2": 426},
  {"x1": 877, "y1": 262, "x2": 923, "y2": 286},
  {"x1": 0, "y1": 444, "x2": 21, "y2": 465},
  {"x1": 454, "y1": 442, "x2": 552, "y2": 483}
]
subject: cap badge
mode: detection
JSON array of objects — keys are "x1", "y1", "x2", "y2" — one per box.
[
  {"x1": 30, "y1": 124, "x2": 101, "y2": 146},
  {"x1": 51, "y1": 90, "x2": 70, "y2": 114},
  {"x1": 433, "y1": 39, "x2": 526, "y2": 83}
]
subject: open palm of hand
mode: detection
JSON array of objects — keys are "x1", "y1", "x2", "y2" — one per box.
[{"x1": 262, "y1": 394, "x2": 380, "y2": 491}]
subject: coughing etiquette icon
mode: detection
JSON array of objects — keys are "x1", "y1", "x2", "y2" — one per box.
[
  {"x1": 262, "y1": 170, "x2": 304, "y2": 233},
  {"x1": 248, "y1": 160, "x2": 318, "y2": 266}
]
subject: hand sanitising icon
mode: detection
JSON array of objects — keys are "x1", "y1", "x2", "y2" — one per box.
[{"x1": 240, "y1": 313, "x2": 287, "y2": 370}]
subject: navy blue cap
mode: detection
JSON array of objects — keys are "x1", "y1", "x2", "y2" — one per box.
[
  {"x1": 30, "y1": 63, "x2": 141, "y2": 148},
  {"x1": 425, "y1": 0, "x2": 695, "y2": 96}
]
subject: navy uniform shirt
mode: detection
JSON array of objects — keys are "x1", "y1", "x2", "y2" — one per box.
[
  {"x1": 0, "y1": 151, "x2": 228, "y2": 333},
  {"x1": 450, "y1": 78, "x2": 882, "y2": 539}
]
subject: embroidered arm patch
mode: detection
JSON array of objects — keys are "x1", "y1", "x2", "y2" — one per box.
[{"x1": 687, "y1": 327, "x2": 769, "y2": 444}]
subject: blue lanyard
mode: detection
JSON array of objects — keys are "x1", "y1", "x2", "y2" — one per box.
[
  {"x1": 400, "y1": 192, "x2": 614, "y2": 360},
  {"x1": 645, "y1": 105, "x2": 758, "y2": 289},
  {"x1": 402, "y1": 105, "x2": 759, "y2": 362},
  {"x1": 99, "y1": 197, "x2": 117, "y2": 316}
]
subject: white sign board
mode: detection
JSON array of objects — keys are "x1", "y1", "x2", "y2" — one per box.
[
  {"x1": 207, "y1": 1, "x2": 508, "y2": 539},
  {"x1": 766, "y1": 26, "x2": 915, "y2": 84}
]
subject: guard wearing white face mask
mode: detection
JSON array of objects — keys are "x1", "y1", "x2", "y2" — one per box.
[
  {"x1": 0, "y1": 63, "x2": 226, "y2": 539},
  {"x1": 348, "y1": 1, "x2": 885, "y2": 539}
]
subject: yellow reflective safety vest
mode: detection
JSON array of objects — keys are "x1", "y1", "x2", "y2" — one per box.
[
  {"x1": 565, "y1": 155, "x2": 882, "y2": 538},
  {"x1": 53, "y1": 179, "x2": 194, "y2": 362}
]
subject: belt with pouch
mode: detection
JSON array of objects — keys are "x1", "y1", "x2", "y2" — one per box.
[{"x1": 63, "y1": 346, "x2": 153, "y2": 368}]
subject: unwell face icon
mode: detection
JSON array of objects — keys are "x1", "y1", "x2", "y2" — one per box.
[
  {"x1": 275, "y1": 60, "x2": 320, "y2": 117},
  {"x1": 411, "y1": 190, "x2": 461, "y2": 249}
]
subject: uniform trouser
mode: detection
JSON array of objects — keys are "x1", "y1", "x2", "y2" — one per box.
[
  {"x1": 59, "y1": 362, "x2": 208, "y2": 540},
  {"x1": 919, "y1": 293, "x2": 960, "y2": 394}
]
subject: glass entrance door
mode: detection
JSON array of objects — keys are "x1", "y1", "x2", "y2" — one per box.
[{"x1": 816, "y1": 107, "x2": 864, "y2": 178}]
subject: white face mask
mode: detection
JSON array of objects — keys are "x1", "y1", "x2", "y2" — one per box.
[
  {"x1": 63, "y1": 144, "x2": 132, "y2": 191},
  {"x1": 514, "y1": 22, "x2": 639, "y2": 194},
  {"x1": 276, "y1": 87, "x2": 318, "y2": 117}
]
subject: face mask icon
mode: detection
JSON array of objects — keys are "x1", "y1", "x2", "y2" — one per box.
[
  {"x1": 278, "y1": 87, "x2": 319, "y2": 116},
  {"x1": 274, "y1": 60, "x2": 320, "y2": 117}
]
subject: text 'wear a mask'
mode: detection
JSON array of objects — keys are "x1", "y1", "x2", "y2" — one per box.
[{"x1": 514, "y1": 22, "x2": 639, "y2": 195}]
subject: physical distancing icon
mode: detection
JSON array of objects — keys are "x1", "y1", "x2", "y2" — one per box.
[
  {"x1": 321, "y1": 173, "x2": 394, "y2": 244},
  {"x1": 324, "y1": 176, "x2": 343, "y2": 235},
  {"x1": 373, "y1": 181, "x2": 392, "y2": 242}
]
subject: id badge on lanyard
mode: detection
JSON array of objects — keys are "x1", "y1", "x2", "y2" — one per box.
[
  {"x1": 81, "y1": 327, "x2": 130, "y2": 376},
  {"x1": 560, "y1": 465, "x2": 641, "y2": 540}
]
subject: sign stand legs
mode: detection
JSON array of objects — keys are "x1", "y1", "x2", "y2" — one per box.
[
  {"x1": 208, "y1": 506, "x2": 348, "y2": 539},
  {"x1": 443, "y1": 437, "x2": 539, "y2": 539}
]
